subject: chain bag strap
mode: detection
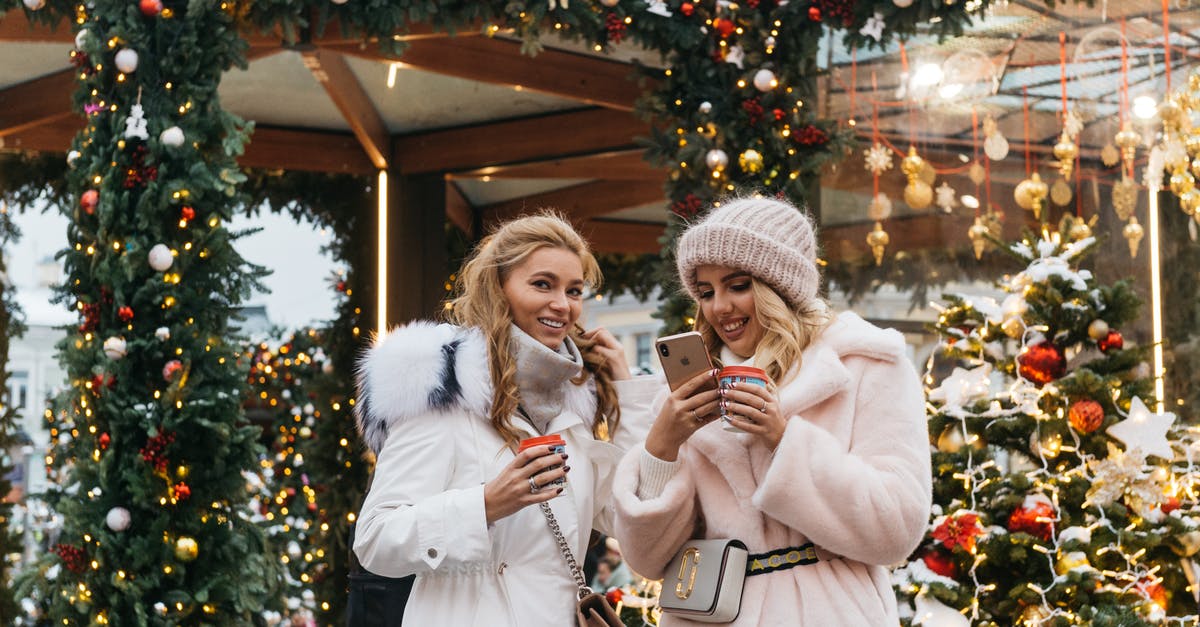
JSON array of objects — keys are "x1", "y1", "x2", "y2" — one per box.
[{"x1": 537, "y1": 502, "x2": 622, "y2": 627}]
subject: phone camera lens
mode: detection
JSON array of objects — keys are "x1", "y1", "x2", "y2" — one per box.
[{"x1": 658, "y1": 344, "x2": 670, "y2": 357}]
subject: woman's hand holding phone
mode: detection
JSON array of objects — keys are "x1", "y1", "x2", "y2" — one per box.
[{"x1": 644, "y1": 369, "x2": 721, "y2": 462}]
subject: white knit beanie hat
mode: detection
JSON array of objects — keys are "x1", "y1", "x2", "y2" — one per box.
[{"x1": 676, "y1": 197, "x2": 820, "y2": 310}]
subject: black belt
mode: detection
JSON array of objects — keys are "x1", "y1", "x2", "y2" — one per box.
[{"x1": 745, "y1": 543, "x2": 820, "y2": 576}]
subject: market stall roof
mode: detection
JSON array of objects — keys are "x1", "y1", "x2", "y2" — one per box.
[{"x1": 1, "y1": 1, "x2": 1198, "y2": 260}]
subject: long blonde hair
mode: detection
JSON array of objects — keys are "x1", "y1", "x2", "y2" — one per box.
[
  {"x1": 444, "y1": 213, "x2": 620, "y2": 448},
  {"x1": 694, "y1": 279, "x2": 832, "y2": 384}
]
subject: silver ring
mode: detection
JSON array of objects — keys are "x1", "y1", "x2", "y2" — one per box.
[
  {"x1": 528, "y1": 476, "x2": 540, "y2": 493},
  {"x1": 691, "y1": 409, "x2": 701, "y2": 422},
  {"x1": 760, "y1": 401, "x2": 768, "y2": 413}
]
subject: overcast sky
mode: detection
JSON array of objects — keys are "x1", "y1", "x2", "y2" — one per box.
[{"x1": 6, "y1": 204, "x2": 338, "y2": 330}]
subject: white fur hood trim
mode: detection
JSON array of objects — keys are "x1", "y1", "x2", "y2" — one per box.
[{"x1": 354, "y1": 321, "x2": 490, "y2": 455}]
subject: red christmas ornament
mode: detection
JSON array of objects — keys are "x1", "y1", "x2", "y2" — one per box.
[
  {"x1": 98, "y1": 432, "x2": 110, "y2": 450},
  {"x1": 139, "y1": 0, "x2": 163, "y2": 17},
  {"x1": 931, "y1": 512, "x2": 983, "y2": 553},
  {"x1": 920, "y1": 548, "x2": 957, "y2": 578},
  {"x1": 807, "y1": 6, "x2": 821, "y2": 20},
  {"x1": 1017, "y1": 342, "x2": 1066, "y2": 386},
  {"x1": 180, "y1": 205, "x2": 195, "y2": 221},
  {"x1": 162, "y1": 359, "x2": 183, "y2": 381},
  {"x1": 118, "y1": 306, "x2": 134, "y2": 322},
  {"x1": 1137, "y1": 577, "x2": 1167, "y2": 608},
  {"x1": 1068, "y1": 399, "x2": 1104, "y2": 433},
  {"x1": 605, "y1": 587, "x2": 624, "y2": 605},
  {"x1": 1007, "y1": 496, "x2": 1055, "y2": 541},
  {"x1": 173, "y1": 482, "x2": 191, "y2": 501},
  {"x1": 307, "y1": 501, "x2": 318, "y2": 512},
  {"x1": 680, "y1": 2, "x2": 694, "y2": 16},
  {"x1": 713, "y1": 18, "x2": 736, "y2": 38},
  {"x1": 335, "y1": 281, "x2": 347, "y2": 293},
  {"x1": 1161, "y1": 495, "x2": 1181, "y2": 515},
  {"x1": 1098, "y1": 329, "x2": 1124, "y2": 353},
  {"x1": 80, "y1": 189, "x2": 99, "y2": 214},
  {"x1": 745, "y1": 0, "x2": 759, "y2": 7}
]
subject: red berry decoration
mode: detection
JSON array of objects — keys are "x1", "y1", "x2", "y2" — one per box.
[
  {"x1": 172, "y1": 482, "x2": 191, "y2": 501},
  {"x1": 80, "y1": 189, "x2": 99, "y2": 214},
  {"x1": 53, "y1": 544, "x2": 88, "y2": 573},
  {"x1": 1068, "y1": 399, "x2": 1104, "y2": 433},
  {"x1": 1017, "y1": 342, "x2": 1065, "y2": 386},
  {"x1": 671, "y1": 193, "x2": 703, "y2": 220},
  {"x1": 807, "y1": 6, "x2": 821, "y2": 21},
  {"x1": 139, "y1": 0, "x2": 163, "y2": 17},
  {"x1": 118, "y1": 305, "x2": 135, "y2": 322},
  {"x1": 713, "y1": 18, "x2": 736, "y2": 38},
  {"x1": 605, "y1": 587, "x2": 624, "y2": 605},
  {"x1": 921, "y1": 548, "x2": 957, "y2": 578},
  {"x1": 680, "y1": 2, "x2": 694, "y2": 16},
  {"x1": 1007, "y1": 496, "x2": 1055, "y2": 541},
  {"x1": 605, "y1": 13, "x2": 625, "y2": 44},
  {"x1": 1098, "y1": 329, "x2": 1124, "y2": 353},
  {"x1": 773, "y1": 108, "x2": 786, "y2": 121}
]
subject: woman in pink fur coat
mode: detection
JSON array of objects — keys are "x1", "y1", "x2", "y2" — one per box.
[{"x1": 611, "y1": 197, "x2": 932, "y2": 626}]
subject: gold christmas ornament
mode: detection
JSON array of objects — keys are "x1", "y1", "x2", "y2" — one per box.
[
  {"x1": 738, "y1": 149, "x2": 764, "y2": 174},
  {"x1": 919, "y1": 160, "x2": 937, "y2": 186},
  {"x1": 1054, "y1": 132, "x2": 1078, "y2": 179},
  {"x1": 936, "y1": 425, "x2": 966, "y2": 453},
  {"x1": 1180, "y1": 189, "x2": 1200, "y2": 217},
  {"x1": 866, "y1": 221, "x2": 889, "y2": 266},
  {"x1": 968, "y1": 161, "x2": 986, "y2": 185},
  {"x1": 175, "y1": 536, "x2": 199, "y2": 562},
  {"x1": 1067, "y1": 215, "x2": 1094, "y2": 242},
  {"x1": 904, "y1": 180, "x2": 933, "y2": 210},
  {"x1": 901, "y1": 145, "x2": 925, "y2": 179},
  {"x1": 1002, "y1": 316, "x2": 1024, "y2": 339},
  {"x1": 1021, "y1": 604, "x2": 1051, "y2": 625},
  {"x1": 968, "y1": 217, "x2": 990, "y2": 260},
  {"x1": 1055, "y1": 551, "x2": 1092, "y2": 576},
  {"x1": 699, "y1": 122, "x2": 718, "y2": 139},
  {"x1": 1087, "y1": 319, "x2": 1110, "y2": 341},
  {"x1": 1112, "y1": 176, "x2": 1138, "y2": 221},
  {"x1": 1169, "y1": 170, "x2": 1195, "y2": 196},
  {"x1": 1123, "y1": 217, "x2": 1144, "y2": 258},
  {"x1": 1186, "y1": 132, "x2": 1200, "y2": 156},
  {"x1": 1160, "y1": 96, "x2": 1185, "y2": 132},
  {"x1": 1101, "y1": 143, "x2": 1121, "y2": 168},
  {"x1": 1014, "y1": 172, "x2": 1048, "y2": 219},
  {"x1": 1031, "y1": 430, "x2": 1062, "y2": 459},
  {"x1": 1115, "y1": 122, "x2": 1142, "y2": 169},
  {"x1": 1050, "y1": 178, "x2": 1073, "y2": 206},
  {"x1": 1191, "y1": 156, "x2": 1200, "y2": 179}
]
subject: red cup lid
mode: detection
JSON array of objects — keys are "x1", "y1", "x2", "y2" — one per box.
[
  {"x1": 518, "y1": 434, "x2": 566, "y2": 451},
  {"x1": 718, "y1": 366, "x2": 768, "y2": 379}
]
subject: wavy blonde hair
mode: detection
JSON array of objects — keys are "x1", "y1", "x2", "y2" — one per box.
[
  {"x1": 694, "y1": 279, "x2": 832, "y2": 385},
  {"x1": 443, "y1": 213, "x2": 620, "y2": 448}
]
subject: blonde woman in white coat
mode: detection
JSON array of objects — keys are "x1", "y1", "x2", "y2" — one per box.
[
  {"x1": 353, "y1": 214, "x2": 658, "y2": 626},
  {"x1": 611, "y1": 197, "x2": 932, "y2": 626}
]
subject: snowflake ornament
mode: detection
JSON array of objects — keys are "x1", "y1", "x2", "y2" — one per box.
[
  {"x1": 935, "y1": 181, "x2": 957, "y2": 213},
  {"x1": 1063, "y1": 110, "x2": 1084, "y2": 139},
  {"x1": 864, "y1": 143, "x2": 893, "y2": 175},
  {"x1": 859, "y1": 12, "x2": 885, "y2": 41},
  {"x1": 124, "y1": 104, "x2": 149, "y2": 140}
]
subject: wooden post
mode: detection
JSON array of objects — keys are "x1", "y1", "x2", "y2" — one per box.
[{"x1": 384, "y1": 171, "x2": 447, "y2": 326}]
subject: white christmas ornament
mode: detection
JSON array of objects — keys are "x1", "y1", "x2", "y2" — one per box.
[
  {"x1": 983, "y1": 133, "x2": 1009, "y2": 161},
  {"x1": 75, "y1": 29, "x2": 89, "y2": 50},
  {"x1": 912, "y1": 594, "x2": 969, "y2": 627},
  {"x1": 160, "y1": 126, "x2": 185, "y2": 147},
  {"x1": 331, "y1": 0, "x2": 349, "y2": 4},
  {"x1": 698, "y1": 101, "x2": 713, "y2": 115},
  {"x1": 859, "y1": 12, "x2": 885, "y2": 41},
  {"x1": 148, "y1": 244, "x2": 174, "y2": 271},
  {"x1": 725, "y1": 45, "x2": 745, "y2": 69},
  {"x1": 155, "y1": 326, "x2": 171, "y2": 341},
  {"x1": 124, "y1": 104, "x2": 149, "y2": 141},
  {"x1": 645, "y1": 0, "x2": 672, "y2": 16},
  {"x1": 752, "y1": 69, "x2": 777, "y2": 92},
  {"x1": 114, "y1": 48, "x2": 139, "y2": 74},
  {"x1": 22, "y1": 0, "x2": 45, "y2": 10},
  {"x1": 105, "y1": 506, "x2": 132, "y2": 532},
  {"x1": 935, "y1": 181, "x2": 958, "y2": 213},
  {"x1": 67, "y1": 150, "x2": 81, "y2": 167},
  {"x1": 705, "y1": 149, "x2": 729, "y2": 171},
  {"x1": 867, "y1": 193, "x2": 892, "y2": 221},
  {"x1": 103, "y1": 336, "x2": 127, "y2": 360},
  {"x1": 599, "y1": 0, "x2": 619, "y2": 5},
  {"x1": 1107, "y1": 396, "x2": 1177, "y2": 460},
  {"x1": 893, "y1": 0, "x2": 914, "y2": 6}
]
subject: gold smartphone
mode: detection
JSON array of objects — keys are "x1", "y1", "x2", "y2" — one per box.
[{"x1": 655, "y1": 331, "x2": 716, "y2": 392}]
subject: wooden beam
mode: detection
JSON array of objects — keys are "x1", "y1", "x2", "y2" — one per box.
[
  {"x1": 325, "y1": 36, "x2": 644, "y2": 111},
  {"x1": 241, "y1": 126, "x2": 375, "y2": 174},
  {"x1": 300, "y1": 48, "x2": 390, "y2": 169},
  {"x1": 450, "y1": 149, "x2": 662, "y2": 181},
  {"x1": 0, "y1": 118, "x2": 77, "y2": 152},
  {"x1": 445, "y1": 180, "x2": 475, "y2": 238},
  {"x1": 482, "y1": 179, "x2": 664, "y2": 223},
  {"x1": 580, "y1": 219, "x2": 663, "y2": 255},
  {"x1": 0, "y1": 10, "x2": 70, "y2": 42},
  {"x1": 394, "y1": 108, "x2": 647, "y2": 174},
  {"x1": 0, "y1": 69, "x2": 75, "y2": 136}
]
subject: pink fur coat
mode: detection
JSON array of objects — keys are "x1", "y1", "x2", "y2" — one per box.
[{"x1": 612, "y1": 312, "x2": 931, "y2": 626}]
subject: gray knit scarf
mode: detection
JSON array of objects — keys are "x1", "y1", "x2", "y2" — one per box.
[{"x1": 509, "y1": 324, "x2": 583, "y2": 434}]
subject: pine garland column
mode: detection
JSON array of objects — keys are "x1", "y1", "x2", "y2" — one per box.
[
  {"x1": 37, "y1": 0, "x2": 280, "y2": 622},
  {"x1": 0, "y1": 203, "x2": 24, "y2": 622}
]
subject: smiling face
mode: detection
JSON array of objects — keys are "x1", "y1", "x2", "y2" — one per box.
[
  {"x1": 694, "y1": 264, "x2": 764, "y2": 359},
  {"x1": 501, "y1": 246, "x2": 585, "y2": 350}
]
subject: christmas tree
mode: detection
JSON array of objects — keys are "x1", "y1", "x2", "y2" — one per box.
[{"x1": 894, "y1": 233, "x2": 1200, "y2": 626}]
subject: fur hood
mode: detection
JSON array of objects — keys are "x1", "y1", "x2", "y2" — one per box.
[{"x1": 354, "y1": 321, "x2": 601, "y2": 455}]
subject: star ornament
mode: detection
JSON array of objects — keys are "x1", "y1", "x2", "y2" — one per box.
[{"x1": 1107, "y1": 397, "x2": 1177, "y2": 460}]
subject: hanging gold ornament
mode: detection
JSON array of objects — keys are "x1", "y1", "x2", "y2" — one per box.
[
  {"x1": 901, "y1": 146, "x2": 933, "y2": 210},
  {"x1": 1054, "y1": 132, "x2": 1078, "y2": 179},
  {"x1": 936, "y1": 425, "x2": 966, "y2": 453},
  {"x1": 968, "y1": 161, "x2": 986, "y2": 185},
  {"x1": 866, "y1": 221, "x2": 889, "y2": 266},
  {"x1": 738, "y1": 149, "x2": 764, "y2": 174},
  {"x1": 1160, "y1": 96, "x2": 1185, "y2": 133},
  {"x1": 1191, "y1": 156, "x2": 1200, "y2": 180},
  {"x1": 1185, "y1": 132, "x2": 1200, "y2": 157},
  {"x1": 1181, "y1": 189, "x2": 1200, "y2": 217},
  {"x1": 1050, "y1": 178, "x2": 1073, "y2": 206},
  {"x1": 983, "y1": 115, "x2": 1009, "y2": 160},
  {"x1": 919, "y1": 160, "x2": 937, "y2": 186},
  {"x1": 1087, "y1": 319, "x2": 1110, "y2": 340},
  {"x1": 699, "y1": 122, "x2": 718, "y2": 139},
  {"x1": 175, "y1": 536, "x2": 199, "y2": 562},
  {"x1": 1115, "y1": 122, "x2": 1142, "y2": 170},
  {"x1": 1112, "y1": 176, "x2": 1138, "y2": 221},
  {"x1": 1066, "y1": 214, "x2": 1096, "y2": 242},
  {"x1": 1055, "y1": 551, "x2": 1092, "y2": 576},
  {"x1": 968, "y1": 216, "x2": 990, "y2": 260},
  {"x1": 1001, "y1": 316, "x2": 1024, "y2": 339},
  {"x1": 1101, "y1": 143, "x2": 1121, "y2": 168},
  {"x1": 1123, "y1": 217, "x2": 1144, "y2": 258},
  {"x1": 1014, "y1": 172, "x2": 1049, "y2": 219},
  {"x1": 1169, "y1": 170, "x2": 1196, "y2": 196}
]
